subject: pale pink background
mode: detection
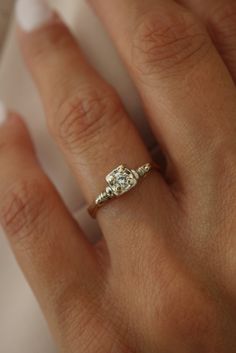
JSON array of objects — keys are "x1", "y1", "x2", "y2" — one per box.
[{"x1": 0, "y1": 1, "x2": 157, "y2": 352}]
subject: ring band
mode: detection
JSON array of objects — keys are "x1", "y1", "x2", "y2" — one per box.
[{"x1": 88, "y1": 162, "x2": 160, "y2": 218}]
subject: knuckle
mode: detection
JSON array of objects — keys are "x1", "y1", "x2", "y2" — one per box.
[
  {"x1": 0, "y1": 178, "x2": 52, "y2": 242},
  {"x1": 209, "y1": 3, "x2": 236, "y2": 39},
  {"x1": 132, "y1": 9, "x2": 210, "y2": 78},
  {"x1": 51, "y1": 88, "x2": 122, "y2": 154}
]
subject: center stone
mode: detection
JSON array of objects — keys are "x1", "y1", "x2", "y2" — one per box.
[{"x1": 106, "y1": 165, "x2": 138, "y2": 196}]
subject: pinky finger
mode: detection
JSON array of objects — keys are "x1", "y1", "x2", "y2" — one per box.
[{"x1": 0, "y1": 107, "x2": 102, "y2": 342}]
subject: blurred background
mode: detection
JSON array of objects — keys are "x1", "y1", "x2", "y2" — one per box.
[{"x1": 0, "y1": 0, "x2": 14, "y2": 53}]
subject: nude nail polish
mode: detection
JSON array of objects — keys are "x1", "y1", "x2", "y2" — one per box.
[
  {"x1": 0, "y1": 101, "x2": 6, "y2": 125},
  {"x1": 16, "y1": 0, "x2": 53, "y2": 32}
]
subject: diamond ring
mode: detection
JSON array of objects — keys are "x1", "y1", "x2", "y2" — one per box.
[{"x1": 88, "y1": 162, "x2": 160, "y2": 218}]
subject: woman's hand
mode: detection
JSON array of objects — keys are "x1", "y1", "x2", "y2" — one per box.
[{"x1": 1, "y1": 0, "x2": 236, "y2": 351}]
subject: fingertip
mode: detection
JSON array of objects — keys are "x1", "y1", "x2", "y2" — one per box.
[
  {"x1": 8, "y1": 112, "x2": 25, "y2": 126},
  {"x1": 0, "y1": 104, "x2": 34, "y2": 154},
  {"x1": 0, "y1": 101, "x2": 24, "y2": 125},
  {"x1": 15, "y1": 0, "x2": 54, "y2": 33}
]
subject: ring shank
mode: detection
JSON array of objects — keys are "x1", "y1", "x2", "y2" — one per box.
[{"x1": 88, "y1": 198, "x2": 113, "y2": 218}]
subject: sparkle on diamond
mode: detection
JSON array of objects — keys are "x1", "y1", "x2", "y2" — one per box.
[{"x1": 106, "y1": 165, "x2": 137, "y2": 196}]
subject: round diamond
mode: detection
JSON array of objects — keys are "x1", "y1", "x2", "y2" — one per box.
[{"x1": 106, "y1": 166, "x2": 138, "y2": 196}]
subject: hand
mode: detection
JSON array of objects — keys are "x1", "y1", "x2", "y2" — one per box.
[{"x1": 1, "y1": 0, "x2": 236, "y2": 352}]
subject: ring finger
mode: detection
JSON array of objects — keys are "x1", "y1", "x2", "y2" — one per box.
[{"x1": 16, "y1": 1, "x2": 172, "y2": 257}]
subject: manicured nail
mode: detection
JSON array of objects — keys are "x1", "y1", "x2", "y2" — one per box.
[
  {"x1": 16, "y1": 0, "x2": 53, "y2": 32},
  {"x1": 0, "y1": 101, "x2": 6, "y2": 125}
]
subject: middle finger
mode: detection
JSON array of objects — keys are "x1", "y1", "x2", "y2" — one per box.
[
  {"x1": 178, "y1": 0, "x2": 236, "y2": 81},
  {"x1": 89, "y1": 0, "x2": 236, "y2": 190}
]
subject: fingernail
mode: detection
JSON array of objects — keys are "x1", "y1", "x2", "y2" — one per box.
[
  {"x1": 16, "y1": 0, "x2": 53, "y2": 32},
  {"x1": 0, "y1": 101, "x2": 7, "y2": 125}
]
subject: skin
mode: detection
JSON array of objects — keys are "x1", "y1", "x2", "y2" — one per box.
[{"x1": 1, "y1": 0, "x2": 236, "y2": 352}]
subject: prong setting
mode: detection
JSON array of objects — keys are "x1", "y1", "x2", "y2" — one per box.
[
  {"x1": 106, "y1": 165, "x2": 138, "y2": 196},
  {"x1": 89, "y1": 162, "x2": 158, "y2": 218}
]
